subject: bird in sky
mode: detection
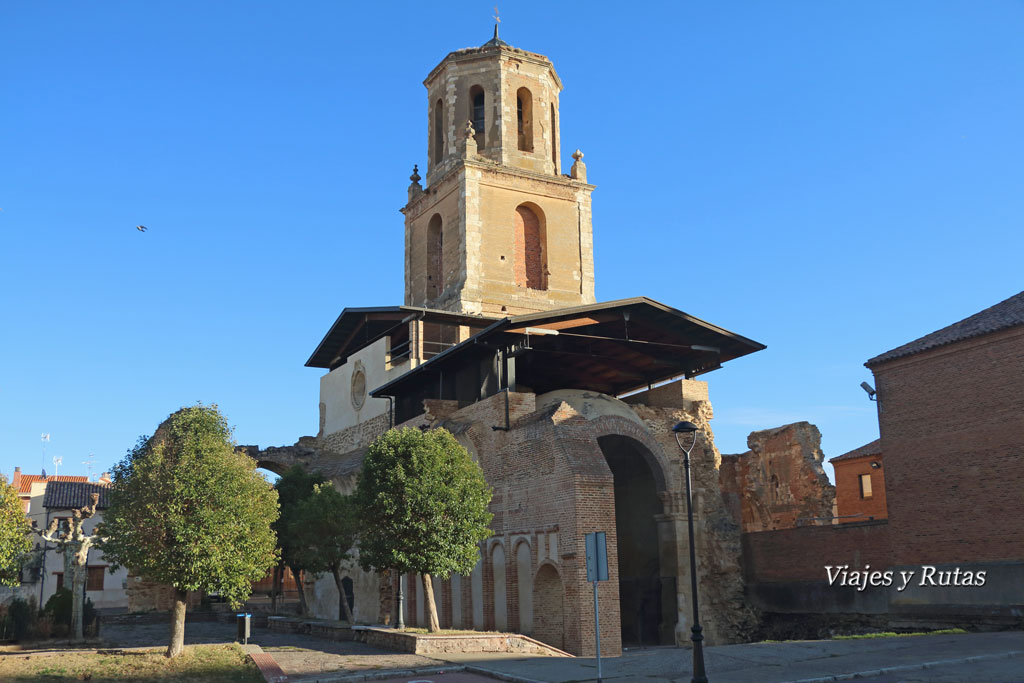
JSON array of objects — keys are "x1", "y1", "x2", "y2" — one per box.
[{"x1": 136, "y1": 225, "x2": 147, "y2": 232}]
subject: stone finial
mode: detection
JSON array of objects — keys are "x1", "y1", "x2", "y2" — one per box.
[
  {"x1": 460, "y1": 121, "x2": 478, "y2": 159},
  {"x1": 570, "y1": 148, "x2": 587, "y2": 182},
  {"x1": 408, "y1": 164, "x2": 423, "y2": 201}
]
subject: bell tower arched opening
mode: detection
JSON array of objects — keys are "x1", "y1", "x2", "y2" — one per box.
[
  {"x1": 598, "y1": 434, "x2": 675, "y2": 646},
  {"x1": 469, "y1": 85, "x2": 486, "y2": 148},
  {"x1": 432, "y1": 99, "x2": 444, "y2": 165},
  {"x1": 516, "y1": 87, "x2": 534, "y2": 152}
]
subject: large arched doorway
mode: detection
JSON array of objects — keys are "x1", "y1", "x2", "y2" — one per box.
[{"x1": 598, "y1": 434, "x2": 672, "y2": 646}]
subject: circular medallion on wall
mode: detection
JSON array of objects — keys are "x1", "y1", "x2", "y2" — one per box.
[{"x1": 351, "y1": 360, "x2": 367, "y2": 410}]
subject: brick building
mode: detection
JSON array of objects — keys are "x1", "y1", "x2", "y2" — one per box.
[
  {"x1": 257, "y1": 30, "x2": 769, "y2": 655},
  {"x1": 737, "y1": 290, "x2": 1024, "y2": 633},
  {"x1": 864, "y1": 289, "x2": 1024, "y2": 626},
  {"x1": 829, "y1": 440, "x2": 887, "y2": 524}
]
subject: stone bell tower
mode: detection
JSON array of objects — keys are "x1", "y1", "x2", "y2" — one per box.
[{"x1": 402, "y1": 29, "x2": 596, "y2": 317}]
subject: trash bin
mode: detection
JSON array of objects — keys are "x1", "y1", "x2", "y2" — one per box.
[{"x1": 236, "y1": 613, "x2": 251, "y2": 644}]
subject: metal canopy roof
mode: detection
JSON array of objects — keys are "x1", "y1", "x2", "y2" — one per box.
[
  {"x1": 305, "y1": 306, "x2": 498, "y2": 370},
  {"x1": 371, "y1": 297, "x2": 766, "y2": 400}
]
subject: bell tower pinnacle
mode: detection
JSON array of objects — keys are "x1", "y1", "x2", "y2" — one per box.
[{"x1": 401, "y1": 33, "x2": 596, "y2": 317}]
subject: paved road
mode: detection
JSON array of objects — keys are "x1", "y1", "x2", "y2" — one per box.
[
  {"x1": 437, "y1": 632, "x2": 1024, "y2": 683},
  {"x1": 100, "y1": 622, "x2": 1024, "y2": 683}
]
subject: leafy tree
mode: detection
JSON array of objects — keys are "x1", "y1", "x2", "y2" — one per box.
[
  {"x1": 273, "y1": 465, "x2": 326, "y2": 616},
  {"x1": 99, "y1": 404, "x2": 279, "y2": 658},
  {"x1": 355, "y1": 427, "x2": 493, "y2": 632},
  {"x1": 0, "y1": 474, "x2": 32, "y2": 587},
  {"x1": 289, "y1": 482, "x2": 359, "y2": 623}
]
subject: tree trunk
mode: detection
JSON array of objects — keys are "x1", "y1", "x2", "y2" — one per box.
[
  {"x1": 166, "y1": 588, "x2": 187, "y2": 658},
  {"x1": 70, "y1": 561, "x2": 87, "y2": 641},
  {"x1": 422, "y1": 573, "x2": 440, "y2": 633},
  {"x1": 291, "y1": 566, "x2": 308, "y2": 617},
  {"x1": 331, "y1": 566, "x2": 354, "y2": 624},
  {"x1": 270, "y1": 564, "x2": 280, "y2": 614}
]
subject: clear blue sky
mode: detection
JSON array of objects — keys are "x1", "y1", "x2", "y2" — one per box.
[{"x1": 3, "y1": 2, "x2": 1022, "y2": 483}]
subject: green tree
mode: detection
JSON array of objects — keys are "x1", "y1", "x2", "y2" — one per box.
[
  {"x1": 0, "y1": 474, "x2": 32, "y2": 587},
  {"x1": 273, "y1": 465, "x2": 326, "y2": 616},
  {"x1": 355, "y1": 427, "x2": 493, "y2": 632},
  {"x1": 289, "y1": 483, "x2": 359, "y2": 623},
  {"x1": 99, "y1": 404, "x2": 279, "y2": 658}
]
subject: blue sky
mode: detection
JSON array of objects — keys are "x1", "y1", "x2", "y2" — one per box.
[{"x1": 2, "y1": 1, "x2": 1022, "y2": 483}]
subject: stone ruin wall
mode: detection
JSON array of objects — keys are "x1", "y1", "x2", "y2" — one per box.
[{"x1": 720, "y1": 421, "x2": 836, "y2": 533}]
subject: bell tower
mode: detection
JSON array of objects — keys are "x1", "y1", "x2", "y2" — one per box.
[{"x1": 402, "y1": 30, "x2": 596, "y2": 317}]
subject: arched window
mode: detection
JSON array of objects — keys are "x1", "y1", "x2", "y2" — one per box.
[
  {"x1": 469, "y1": 85, "x2": 486, "y2": 147},
  {"x1": 550, "y1": 103, "x2": 558, "y2": 170},
  {"x1": 516, "y1": 87, "x2": 533, "y2": 152},
  {"x1": 433, "y1": 99, "x2": 444, "y2": 165},
  {"x1": 426, "y1": 214, "x2": 443, "y2": 299},
  {"x1": 513, "y1": 204, "x2": 546, "y2": 290}
]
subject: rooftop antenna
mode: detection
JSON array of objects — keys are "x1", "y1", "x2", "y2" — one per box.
[
  {"x1": 41, "y1": 433, "x2": 50, "y2": 475},
  {"x1": 83, "y1": 453, "x2": 96, "y2": 481},
  {"x1": 52, "y1": 456, "x2": 62, "y2": 477}
]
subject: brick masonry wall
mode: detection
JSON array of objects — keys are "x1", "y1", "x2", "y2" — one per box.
[
  {"x1": 833, "y1": 455, "x2": 888, "y2": 522},
  {"x1": 742, "y1": 521, "x2": 892, "y2": 584},
  {"x1": 871, "y1": 326, "x2": 1024, "y2": 566}
]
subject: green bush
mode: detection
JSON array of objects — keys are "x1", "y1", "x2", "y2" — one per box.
[
  {"x1": 43, "y1": 588, "x2": 97, "y2": 637},
  {"x1": 2, "y1": 597, "x2": 36, "y2": 641}
]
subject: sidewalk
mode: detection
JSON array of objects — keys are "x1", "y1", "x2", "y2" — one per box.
[{"x1": 436, "y1": 632, "x2": 1024, "y2": 683}]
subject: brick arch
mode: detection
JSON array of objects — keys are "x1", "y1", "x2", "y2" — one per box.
[
  {"x1": 511, "y1": 537, "x2": 533, "y2": 634},
  {"x1": 532, "y1": 561, "x2": 564, "y2": 650},
  {"x1": 513, "y1": 203, "x2": 546, "y2": 290},
  {"x1": 490, "y1": 540, "x2": 508, "y2": 631},
  {"x1": 588, "y1": 415, "x2": 673, "y2": 493}
]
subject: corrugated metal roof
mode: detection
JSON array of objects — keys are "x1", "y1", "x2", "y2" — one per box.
[
  {"x1": 866, "y1": 290, "x2": 1024, "y2": 367},
  {"x1": 829, "y1": 439, "x2": 881, "y2": 463},
  {"x1": 42, "y1": 481, "x2": 111, "y2": 510}
]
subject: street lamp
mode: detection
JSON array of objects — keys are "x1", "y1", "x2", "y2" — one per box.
[{"x1": 673, "y1": 420, "x2": 708, "y2": 683}]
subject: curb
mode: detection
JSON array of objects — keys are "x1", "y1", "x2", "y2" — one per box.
[
  {"x1": 310, "y1": 664, "x2": 470, "y2": 682},
  {"x1": 785, "y1": 649, "x2": 1024, "y2": 683},
  {"x1": 464, "y1": 664, "x2": 550, "y2": 683}
]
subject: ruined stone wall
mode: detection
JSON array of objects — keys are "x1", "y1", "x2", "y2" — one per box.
[{"x1": 720, "y1": 422, "x2": 835, "y2": 533}]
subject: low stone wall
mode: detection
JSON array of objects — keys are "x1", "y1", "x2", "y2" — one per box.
[
  {"x1": 103, "y1": 611, "x2": 268, "y2": 627},
  {"x1": 264, "y1": 618, "x2": 570, "y2": 656},
  {"x1": 357, "y1": 627, "x2": 570, "y2": 656}
]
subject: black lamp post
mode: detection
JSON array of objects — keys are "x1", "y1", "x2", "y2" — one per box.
[{"x1": 673, "y1": 420, "x2": 708, "y2": 683}]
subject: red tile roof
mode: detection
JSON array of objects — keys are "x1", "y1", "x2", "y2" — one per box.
[{"x1": 17, "y1": 474, "x2": 90, "y2": 495}]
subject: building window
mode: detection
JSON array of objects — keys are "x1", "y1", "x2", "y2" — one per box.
[
  {"x1": 87, "y1": 566, "x2": 105, "y2": 591},
  {"x1": 433, "y1": 99, "x2": 444, "y2": 165},
  {"x1": 859, "y1": 473, "x2": 873, "y2": 499},
  {"x1": 426, "y1": 214, "x2": 443, "y2": 300},
  {"x1": 550, "y1": 103, "x2": 558, "y2": 170},
  {"x1": 55, "y1": 572, "x2": 64, "y2": 591},
  {"x1": 470, "y1": 85, "x2": 485, "y2": 147},
  {"x1": 516, "y1": 87, "x2": 533, "y2": 152}
]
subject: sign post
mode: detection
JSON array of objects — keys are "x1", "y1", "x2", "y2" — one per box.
[{"x1": 585, "y1": 531, "x2": 609, "y2": 682}]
